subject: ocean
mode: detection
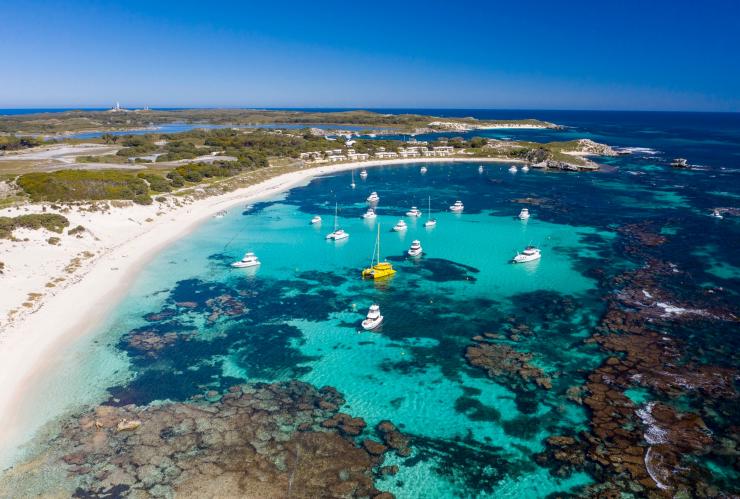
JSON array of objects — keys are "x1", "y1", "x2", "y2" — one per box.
[{"x1": 1, "y1": 110, "x2": 738, "y2": 497}]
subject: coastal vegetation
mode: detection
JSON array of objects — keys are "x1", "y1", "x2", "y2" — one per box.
[
  {"x1": 2, "y1": 128, "x2": 614, "y2": 207},
  {"x1": 17, "y1": 170, "x2": 153, "y2": 204},
  {"x1": 0, "y1": 135, "x2": 43, "y2": 151},
  {"x1": 0, "y1": 213, "x2": 69, "y2": 239}
]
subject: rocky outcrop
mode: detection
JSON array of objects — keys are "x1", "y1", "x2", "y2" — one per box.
[
  {"x1": 465, "y1": 339, "x2": 552, "y2": 390},
  {"x1": 0, "y1": 381, "x2": 396, "y2": 498}
]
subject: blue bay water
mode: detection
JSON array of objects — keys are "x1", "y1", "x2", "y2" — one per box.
[{"x1": 2, "y1": 110, "x2": 740, "y2": 496}]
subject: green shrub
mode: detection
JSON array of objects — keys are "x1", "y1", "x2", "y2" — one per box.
[
  {"x1": 0, "y1": 213, "x2": 70, "y2": 239},
  {"x1": 17, "y1": 170, "x2": 150, "y2": 203},
  {"x1": 137, "y1": 173, "x2": 172, "y2": 192},
  {"x1": 68, "y1": 225, "x2": 86, "y2": 236},
  {"x1": 47, "y1": 236, "x2": 61, "y2": 245},
  {"x1": 166, "y1": 172, "x2": 185, "y2": 187},
  {"x1": 132, "y1": 194, "x2": 153, "y2": 205}
]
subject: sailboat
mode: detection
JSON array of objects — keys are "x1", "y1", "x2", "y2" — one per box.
[
  {"x1": 362, "y1": 224, "x2": 396, "y2": 279},
  {"x1": 326, "y1": 203, "x2": 349, "y2": 240},
  {"x1": 351, "y1": 170, "x2": 356, "y2": 188},
  {"x1": 424, "y1": 196, "x2": 437, "y2": 227}
]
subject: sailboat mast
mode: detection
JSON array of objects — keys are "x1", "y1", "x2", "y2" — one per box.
[
  {"x1": 334, "y1": 202, "x2": 338, "y2": 231},
  {"x1": 376, "y1": 223, "x2": 381, "y2": 265}
]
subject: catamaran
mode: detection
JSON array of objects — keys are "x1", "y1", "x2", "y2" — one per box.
[
  {"x1": 424, "y1": 196, "x2": 437, "y2": 227},
  {"x1": 326, "y1": 203, "x2": 349, "y2": 240},
  {"x1": 450, "y1": 200, "x2": 464, "y2": 212},
  {"x1": 478, "y1": 165, "x2": 484, "y2": 173},
  {"x1": 512, "y1": 246, "x2": 541, "y2": 263},
  {"x1": 362, "y1": 224, "x2": 396, "y2": 280},
  {"x1": 361, "y1": 304, "x2": 384, "y2": 330},
  {"x1": 406, "y1": 206, "x2": 422, "y2": 217},
  {"x1": 231, "y1": 252, "x2": 261, "y2": 268},
  {"x1": 407, "y1": 240, "x2": 423, "y2": 257}
]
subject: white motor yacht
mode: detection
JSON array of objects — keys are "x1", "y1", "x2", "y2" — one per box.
[
  {"x1": 478, "y1": 165, "x2": 484, "y2": 173},
  {"x1": 392, "y1": 220, "x2": 408, "y2": 231},
  {"x1": 362, "y1": 208, "x2": 377, "y2": 219},
  {"x1": 311, "y1": 215, "x2": 322, "y2": 224},
  {"x1": 450, "y1": 200, "x2": 464, "y2": 212},
  {"x1": 420, "y1": 166, "x2": 428, "y2": 174},
  {"x1": 231, "y1": 252, "x2": 261, "y2": 268},
  {"x1": 367, "y1": 191, "x2": 380, "y2": 203},
  {"x1": 711, "y1": 209, "x2": 724, "y2": 219},
  {"x1": 521, "y1": 165, "x2": 530, "y2": 172},
  {"x1": 512, "y1": 246, "x2": 541, "y2": 263},
  {"x1": 509, "y1": 165, "x2": 518, "y2": 173},
  {"x1": 407, "y1": 240, "x2": 423, "y2": 257},
  {"x1": 361, "y1": 304, "x2": 383, "y2": 330},
  {"x1": 406, "y1": 206, "x2": 422, "y2": 217},
  {"x1": 518, "y1": 208, "x2": 530, "y2": 220},
  {"x1": 360, "y1": 169, "x2": 368, "y2": 178}
]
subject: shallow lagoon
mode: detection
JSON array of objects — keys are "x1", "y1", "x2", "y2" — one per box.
[{"x1": 4, "y1": 150, "x2": 739, "y2": 496}]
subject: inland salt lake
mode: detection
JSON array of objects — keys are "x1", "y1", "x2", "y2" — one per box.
[{"x1": 3, "y1": 110, "x2": 739, "y2": 497}]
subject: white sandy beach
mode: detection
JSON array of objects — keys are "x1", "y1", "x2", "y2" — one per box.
[{"x1": 0, "y1": 156, "x2": 519, "y2": 467}]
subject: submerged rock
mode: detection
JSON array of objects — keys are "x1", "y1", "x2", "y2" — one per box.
[{"x1": 0, "y1": 381, "x2": 393, "y2": 498}]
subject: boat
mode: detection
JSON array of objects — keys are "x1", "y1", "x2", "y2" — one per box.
[
  {"x1": 449, "y1": 200, "x2": 464, "y2": 212},
  {"x1": 311, "y1": 215, "x2": 322, "y2": 224},
  {"x1": 512, "y1": 246, "x2": 541, "y2": 263},
  {"x1": 361, "y1": 304, "x2": 384, "y2": 330},
  {"x1": 407, "y1": 240, "x2": 423, "y2": 257},
  {"x1": 518, "y1": 208, "x2": 530, "y2": 220},
  {"x1": 326, "y1": 203, "x2": 349, "y2": 240},
  {"x1": 367, "y1": 191, "x2": 380, "y2": 203},
  {"x1": 351, "y1": 170, "x2": 356, "y2": 188},
  {"x1": 509, "y1": 165, "x2": 518, "y2": 173},
  {"x1": 406, "y1": 206, "x2": 422, "y2": 217},
  {"x1": 392, "y1": 220, "x2": 408, "y2": 231},
  {"x1": 360, "y1": 169, "x2": 368, "y2": 178},
  {"x1": 424, "y1": 196, "x2": 437, "y2": 227},
  {"x1": 362, "y1": 208, "x2": 377, "y2": 219},
  {"x1": 711, "y1": 209, "x2": 724, "y2": 219},
  {"x1": 478, "y1": 165, "x2": 484, "y2": 173},
  {"x1": 362, "y1": 224, "x2": 396, "y2": 280},
  {"x1": 420, "y1": 166, "x2": 428, "y2": 174},
  {"x1": 522, "y1": 165, "x2": 530, "y2": 172},
  {"x1": 213, "y1": 210, "x2": 227, "y2": 219},
  {"x1": 231, "y1": 252, "x2": 261, "y2": 268},
  {"x1": 670, "y1": 158, "x2": 689, "y2": 168}
]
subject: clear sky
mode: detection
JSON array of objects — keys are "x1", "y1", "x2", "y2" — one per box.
[{"x1": 2, "y1": 0, "x2": 739, "y2": 111}]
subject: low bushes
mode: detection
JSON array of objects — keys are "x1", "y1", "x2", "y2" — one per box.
[
  {"x1": 17, "y1": 170, "x2": 152, "y2": 204},
  {"x1": 0, "y1": 213, "x2": 70, "y2": 239}
]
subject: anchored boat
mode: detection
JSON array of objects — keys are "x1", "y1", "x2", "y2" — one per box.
[
  {"x1": 361, "y1": 304, "x2": 383, "y2": 330},
  {"x1": 231, "y1": 252, "x2": 261, "y2": 268},
  {"x1": 362, "y1": 224, "x2": 396, "y2": 280}
]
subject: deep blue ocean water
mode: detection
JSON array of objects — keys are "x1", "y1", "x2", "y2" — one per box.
[{"x1": 2, "y1": 110, "x2": 739, "y2": 496}]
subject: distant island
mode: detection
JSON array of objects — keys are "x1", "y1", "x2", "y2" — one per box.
[{"x1": 0, "y1": 108, "x2": 559, "y2": 136}]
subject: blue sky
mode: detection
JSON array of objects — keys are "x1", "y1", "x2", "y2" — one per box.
[{"x1": 1, "y1": 0, "x2": 739, "y2": 111}]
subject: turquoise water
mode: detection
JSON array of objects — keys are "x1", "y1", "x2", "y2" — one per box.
[{"x1": 5, "y1": 148, "x2": 740, "y2": 495}]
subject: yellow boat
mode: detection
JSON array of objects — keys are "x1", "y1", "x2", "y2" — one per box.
[{"x1": 362, "y1": 224, "x2": 396, "y2": 279}]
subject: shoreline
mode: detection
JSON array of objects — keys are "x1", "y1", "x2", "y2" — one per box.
[{"x1": 0, "y1": 156, "x2": 519, "y2": 468}]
